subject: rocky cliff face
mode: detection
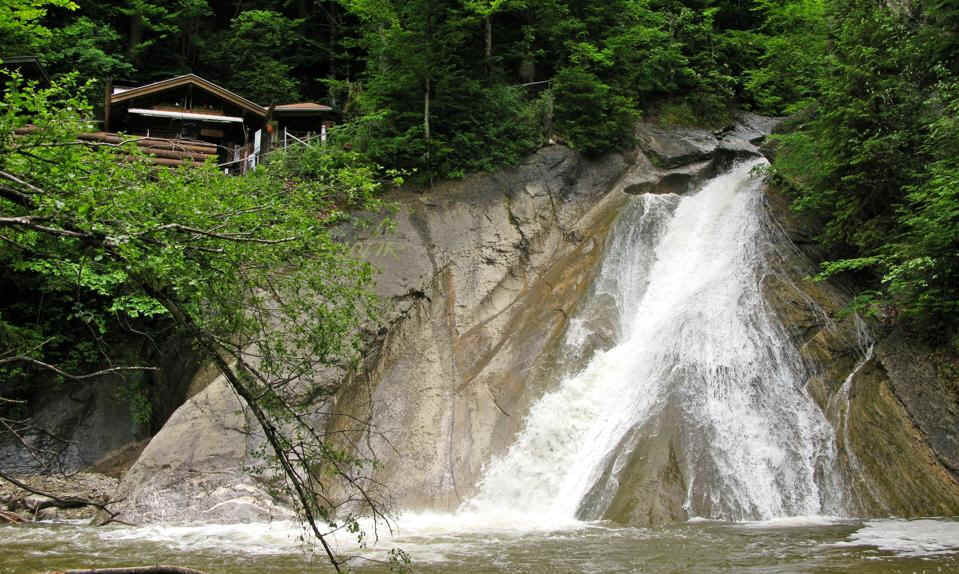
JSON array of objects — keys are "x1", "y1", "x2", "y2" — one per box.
[
  {"x1": 761, "y1": 182, "x2": 959, "y2": 518},
  {"x1": 105, "y1": 115, "x2": 959, "y2": 526}
]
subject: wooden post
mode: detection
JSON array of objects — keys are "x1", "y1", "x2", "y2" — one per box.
[
  {"x1": 103, "y1": 77, "x2": 112, "y2": 132},
  {"x1": 261, "y1": 105, "x2": 275, "y2": 160}
]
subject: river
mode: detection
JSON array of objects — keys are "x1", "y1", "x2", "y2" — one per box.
[{"x1": 3, "y1": 515, "x2": 959, "y2": 573}]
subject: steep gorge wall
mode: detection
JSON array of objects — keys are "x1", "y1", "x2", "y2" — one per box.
[
  {"x1": 106, "y1": 116, "x2": 959, "y2": 525},
  {"x1": 763, "y1": 184, "x2": 959, "y2": 517},
  {"x1": 109, "y1": 142, "x2": 634, "y2": 522}
]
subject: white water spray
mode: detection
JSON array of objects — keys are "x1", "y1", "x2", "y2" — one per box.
[{"x1": 465, "y1": 159, "x2": 842, "y2": 522}]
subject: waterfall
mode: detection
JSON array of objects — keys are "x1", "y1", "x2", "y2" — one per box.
[{"x1": 464, "y1": 159, "x2": 842, "y2": 523}]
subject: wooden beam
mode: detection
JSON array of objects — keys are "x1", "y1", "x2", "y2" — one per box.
[
  {"x1": 78, "y1": 132, "x2": 218, "y2": 154},
  {"x1": 140, "y1": 148, "x2": 214, "y2": 161}
]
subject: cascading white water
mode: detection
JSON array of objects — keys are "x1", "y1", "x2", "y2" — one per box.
[{"x1": 465, "y1": 159, "x2": 843, "y2": 523}]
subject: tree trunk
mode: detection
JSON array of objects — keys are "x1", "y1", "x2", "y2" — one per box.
[
  {"x1": 485, "y1": 14, "x2": 492, "y2": 79},
  {"x1": 143, "y1": 289, "x2": 345, "y2": 573},
  {"x1": 424, "y1": 76, "x2": 431, "y2": 186},
  {"x1": 328, "y1": 3, "x2": 339, "y2": 109},
  {"x1": 128, "y1": 12, "x2": 143, "y2": 66}
]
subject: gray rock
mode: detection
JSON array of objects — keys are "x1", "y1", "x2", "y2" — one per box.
[
  {"x1": 111, "y1": 144, "x2": 634, "y2": 521},
  {"x1": 0, "y1": 376, "x2": 144, "y2": 474},
  {"x1": 622, "y1": 160, "x2": 713, "y2": 196},
  {"x1": 634, "y1": 124, "x2": 718, "y2": 168},
  {"x1": 716, "y1": 135, "x2": 761, "y2": 161},
  {"x1": 109, "y1": 377, "x2": 293, "y2": 523},
  {"x1": 877, "y1": 330, "x2": 959, "y2": 475},
  {"x1": 730, "y1": 112, "x2": 783, "y2": 144},
  {"x1": 762, "y1": 183, "x2": 959, "y2": 517}
]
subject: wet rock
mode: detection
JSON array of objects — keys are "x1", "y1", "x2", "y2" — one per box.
[
  {"x1": 116, "y1": 112, "x2": 959, "y2": 527},
  {"x1": 625, "y1": 116, "x2": 773, "y2": 197},
  {"x1": 0, "y1": 472, "x2": 118, "y2": 521},
  {"x1": 622, "y1": 160, "x2": 713, "y2": 196},
  {"x1": 334, "y1": 146, "x2": 632, "y2": 510},
  {"x1": 876, "y1": 330, "x2": 959, "y2": 476},
  {"x1": 635, "y1": 124, "x2": 718, "y2": 169},
  {"x1": 583, "y1": 403, "x2": 689, "y2": 526},
  {"x1": 837, "y1": 355, "x2": 959, "y2": 516},
  {"x1": 112, "y1": 145, "x2": 632, "y2": 520},
  {"x1": 728, "y1": 112, "x2": 782, "y2": 145},
  {"x1": 0, "y1": 334, "x2": 202, "y2": 476},
  {"x1": 762, "y1": 177, "x2": 959, "y2": 517},
  {"x1": 109, "y1": 377, "x2": 293, "y2": 523},
  {"x1": 0, "y1": 377, "x2": 143, "y2": 474},
  {"x1": 715, "y1": 135, "x2": 761, "y2": 167}
]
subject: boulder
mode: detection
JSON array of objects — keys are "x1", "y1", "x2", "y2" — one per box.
[
  {"x1": 715, "y1": 135, "x2": 761, "y2": 165},
  {"x1": 728, "y1": 112, "x2": 782, "y2": 144},
  {"x1": 108, "y1": 377, "x2": 292, "y2": 523},
  {"x1": 622, "y1": 160, "x2": 713, "y2": 196},
  {"x1": 634, "y1": 123, "x2": 718, "y2": 168}
]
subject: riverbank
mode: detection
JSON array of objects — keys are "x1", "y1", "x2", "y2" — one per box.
[{"x1": 0, "y1": 473, "x2": 118, "y2": 522}]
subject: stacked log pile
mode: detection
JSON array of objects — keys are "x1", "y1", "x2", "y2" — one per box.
[{"x1": 76, "y1": 132, "x2": 219, "y2": 167}]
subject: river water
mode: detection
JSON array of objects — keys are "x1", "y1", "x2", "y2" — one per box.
[{"x1": 4, "y1": 516, "x2": 959, "y2": 573}]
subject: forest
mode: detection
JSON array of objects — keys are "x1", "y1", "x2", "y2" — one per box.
[
  {"x1": 2, "y1": 3, "x2": 959, "y2": 570},
  {"x1": 2, "y1": 0, "x2": 958, "y2": 447}
]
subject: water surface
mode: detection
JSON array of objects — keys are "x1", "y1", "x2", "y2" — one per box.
[{"x1": 3, "y1": 516, "x2": 959, "y2": 573}]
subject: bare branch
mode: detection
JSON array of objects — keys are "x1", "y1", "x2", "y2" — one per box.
[
  {"x1": 142, "y1": 287, "x2": 347, "y2": 572},
  {"x1": 134, "y1": 223, "x2": 297, "y2": 245},
  {"x1": 0, "y1": 216, "x2": 92, "y2": 239},
  {"x1": 0, "y1": 232, "x2": 45, "y2": 254},
  {"x1": 0, "y1": 170, "x2": 45, "y2": 195},
  {"x1": 0, "y1": 471, "x2": 127, "y2": 524},
  {"x1": 0, "y1": 185, "x2": 36, "y2": 208},
  {"x1": 0, "y1": 356, "x2": 157, "y2": 380}
]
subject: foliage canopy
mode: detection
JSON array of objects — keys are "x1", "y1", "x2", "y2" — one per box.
[{"x1": 0, "y1": 75, "x2": 391, "y2": 570}]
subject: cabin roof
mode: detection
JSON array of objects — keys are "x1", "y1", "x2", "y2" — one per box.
[
  {"x1": 273, "y1": 102, "x2": 333, "y2": 114},
  {"x1": 111, "y1": 74, "x2": 267, "y2": 117}
]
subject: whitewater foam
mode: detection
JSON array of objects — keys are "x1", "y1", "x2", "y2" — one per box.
[{"x1": 464, "y1": 159, "x2": 842, "y2": 523}]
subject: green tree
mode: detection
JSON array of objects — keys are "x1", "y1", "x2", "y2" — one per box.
[
  {"x1": 211, "y1": 10, "x2": 306, "y2": 104},
  {"x1": 745, "y1": 0, "x2": 826, "y2": 114},
  {"x1": 0, "y1": 76, "x2": 390, "y2": 570},
  {"x1": 0, "y1": 0, "x2": 76, "y2": 56},
  {"x1": 343, "y1": 0, "x2": 548, "y2": 181},
  {"x1": 770, "y1": 0, "x2": 959, "y2": 339}
]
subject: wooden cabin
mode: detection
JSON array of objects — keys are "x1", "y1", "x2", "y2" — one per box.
[
  {"x1": 103, "y1": 74, "x2": 333, "y2": 171},
  {"x1": 106, "y1": 74, "x2": 267, "y2": 164}
]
